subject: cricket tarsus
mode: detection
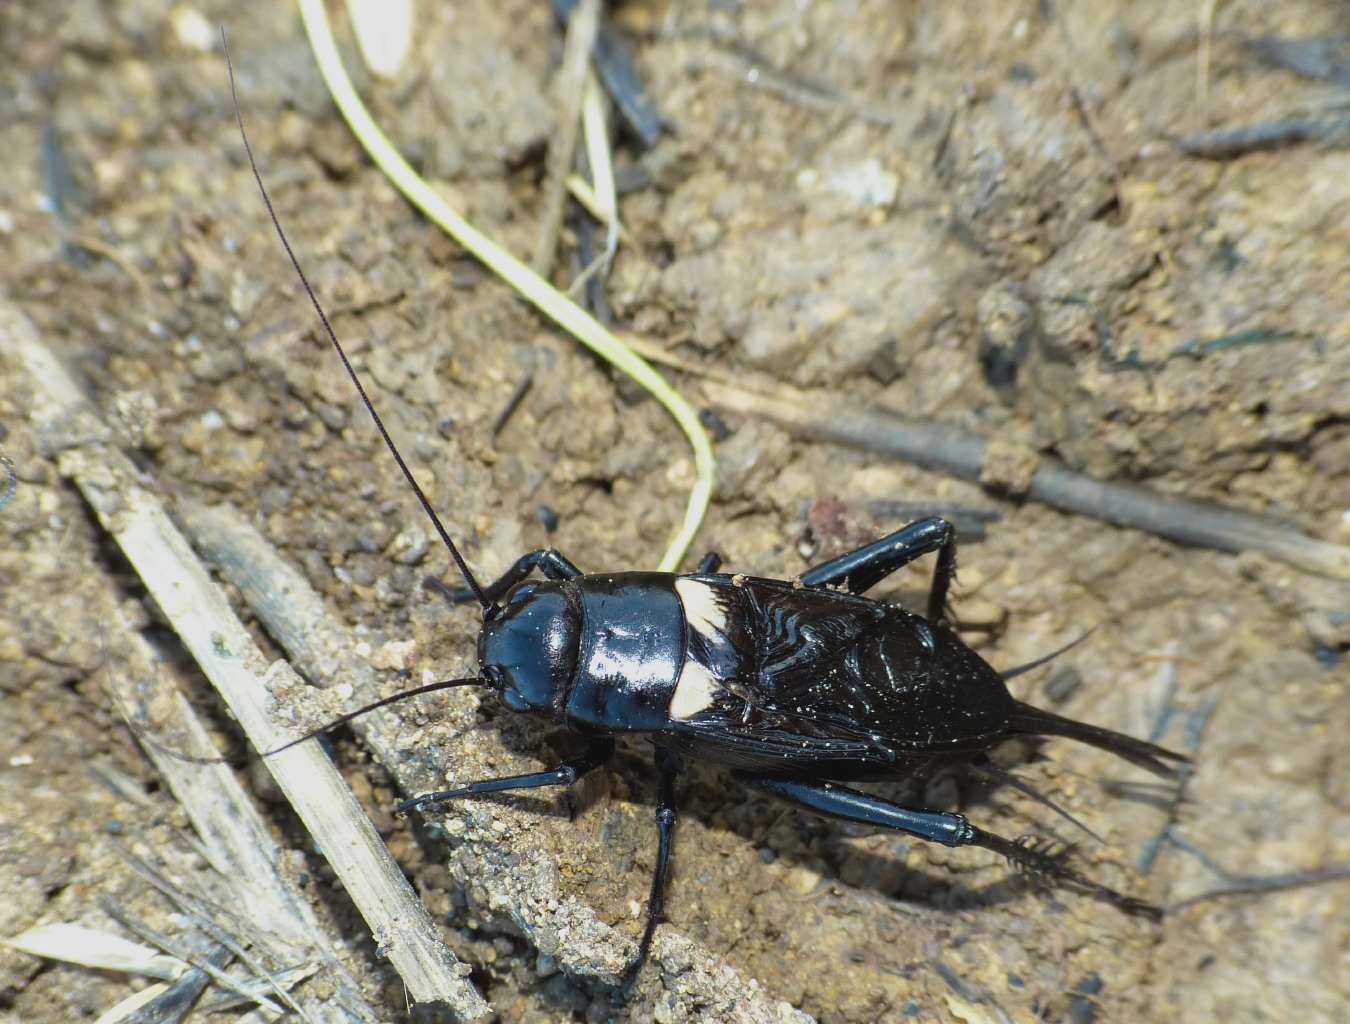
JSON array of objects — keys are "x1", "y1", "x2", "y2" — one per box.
[{"x1": 221, "y1": 28, "x2": 490, "y2": 613}]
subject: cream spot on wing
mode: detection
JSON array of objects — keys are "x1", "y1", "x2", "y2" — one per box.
[
  {"x1": 669, "y1": 659, "x2": 719, "y2": 720},
  {"x1": 676, "y1": 578, "x2": 727, "y2": 639}
]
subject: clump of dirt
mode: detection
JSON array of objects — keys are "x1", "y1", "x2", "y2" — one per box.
[{"x1": 1, "y1": 1, "x2": 1346, "y2": 1022}]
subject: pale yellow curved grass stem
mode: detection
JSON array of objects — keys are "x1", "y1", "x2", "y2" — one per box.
[{"x1": 296, "y1": 0, "x2": 712, "y2": 570}]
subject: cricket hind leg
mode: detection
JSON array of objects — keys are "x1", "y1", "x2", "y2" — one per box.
[
  {"x1": 622, "y1": 747, "x2": 683, "y2": 991},
  {"x1": 738, "y1": 774, "x2": 1160, "y2": 920},
  {"x1": 397, "y1": 737, "x2": 613, "y2": 816},
  {"x1": 427, "y1": 548, "x2": 583, "y2": 605},
  {"x1": 799, "y1": 517, "x2": 956, "y2": 624}
]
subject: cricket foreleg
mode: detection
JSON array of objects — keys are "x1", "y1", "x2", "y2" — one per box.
[{"x1": 398, "y1": 738, "x2": 613, "y2": 816}]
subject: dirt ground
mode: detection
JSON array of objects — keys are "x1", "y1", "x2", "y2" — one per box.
[{"x1": 1, "y1": 1, "x2": 1347, "y2": 1022}]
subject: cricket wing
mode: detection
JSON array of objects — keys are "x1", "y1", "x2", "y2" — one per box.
[{"x1": 746, "y1": 582, "x2": 1015, "y2": 751}]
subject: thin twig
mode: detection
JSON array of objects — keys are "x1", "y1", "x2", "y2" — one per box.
[
  {"x1": 173, "y1": 498, "x2": 431, "y2": 775},
  {"x1": 552, "y1": 0, "x2": 663, "y2": 147},
  {"x1": 568, "y1": 70, "x2": 620, "y2": 296},
  {"x1": 1246, "y1": 34, "x2": 1350, "y2": 86},
  {"x1": 98, "y1": 900, "x2": 284, "y2": 1018},
  {"x1": 618, "y1": 331, "x2": 761, "y2": 386},
  {"x1": 114, "y1": 844, "x2": 315, "y2": 1024},
  {"x1": 490, "y1": 370, "x2": 535, "y2": 440},
  {"x1": 583, "y1": 70, "x2": 618, "y2": 265},
  {"x1": 573, "y1": 212, "x2": 613, "y2": 320},
  {"x1": 1168, "y1": 860, "x2": 1350, "y2": 911},
  {"x1": 932, "y1": 960, "x2": 1016, "y2": 1024},
  {"x1": 685, "y1": 27, "x2": 896, "y2": 126},
  {"x1": 60, "y1": 233, "x2": 154, "y2": 299},
  {"x1": 117, "y1": 943, "x2": 231, "y2": 1024},
  {"x1": 1196, "y1": 0, "x2": 1222, "y2": 110},
  {"x1": 704, "y1": 381, "x2": 1350, "y2": 580},
  {"x1": 1136, "y1": 646, "x2": 1204, "y2": 876},
  {"x1": 1177, "y1": 117, "x2": 1346, "y2": 157},
  {"x1": 195, "y1": 964, "x2": 320, "y2": 1014},
  {"x1": 533, "y1": 0, "x2": 601, "y2": 278}
]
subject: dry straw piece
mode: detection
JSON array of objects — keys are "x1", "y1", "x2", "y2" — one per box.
[
  {"x1": 296, "y1": 0, "x2": 713, "y2": 573},
  {"x1": 6, "y1": 299, "x2": 491, "y2": 1023}
]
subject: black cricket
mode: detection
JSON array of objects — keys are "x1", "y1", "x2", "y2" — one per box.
[{"x1": 229, "y1": 54, "x2": 1185, "y2": 988}]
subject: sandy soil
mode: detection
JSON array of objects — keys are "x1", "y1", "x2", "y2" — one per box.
[{"x1": 1, "y1": 1, "x2": 1346, "y2": 1022}]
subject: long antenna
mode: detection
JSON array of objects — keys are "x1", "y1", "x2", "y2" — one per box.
[
  {"x1": 260, "y1": 676, "x2": 487, "y2": 757},
  {"x1": 222, "y1": 29, "x2": 491, "y2": 612}
]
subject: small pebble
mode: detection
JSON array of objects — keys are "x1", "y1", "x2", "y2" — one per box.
[
  {"x1": 1045, "y1": 667, "x2": 1083, "y2": 704},
  {"x1": 699, "y1": 408, "x2": 732, "y2": 442},
  {"x1": 171, "y1": 7, "x2": 215, "y2": 52},
  {"x1": 785, "y1": 864, "x2": 821, "y2": 896}
]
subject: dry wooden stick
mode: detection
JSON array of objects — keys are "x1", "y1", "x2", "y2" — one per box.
[
  {"x1": 174, "y1": 498, "x2": 417, "y2": 775},
  {"x1": 102, "y1": 623, "x2": 345, "y2": 1024},
  {"x1": 705, "y1": 381, "x2": 1350, "y2": 581},
  {"x1": 533, "y1": 0, "x2": 602, "y2": 278},
  {"x1": 113, "y1": 842, "x2": 325, "y2": 1021},
  {"x1": 6, "y1": 301, "x2": 492, "y2": 1023},
  {"x1": 568, "y1": 68, "x2": 619, "y2": 296}
]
